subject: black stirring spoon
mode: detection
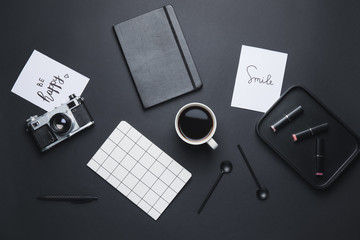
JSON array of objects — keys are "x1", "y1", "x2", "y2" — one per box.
[
  {"x1": 198, "y1": 161, "x2": 233, "y2": 214},
  {"x1": 237, "y1": 144, "x2": 269, "y2": 200}
]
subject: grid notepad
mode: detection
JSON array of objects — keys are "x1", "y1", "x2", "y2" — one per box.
[{"x1": 87, "y1": 121, "x2": 192, "y2": 220}]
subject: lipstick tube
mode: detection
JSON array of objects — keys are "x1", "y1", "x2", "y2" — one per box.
[
  {"x1": 271, "y1": 106, "x2": 303, "y2": 132},
  {"x1": 292, "y1": 123, "x2": 328, "y2": 142},
  {"x1": 315, "y1": 138, "x2": 324, "y2": 176}
]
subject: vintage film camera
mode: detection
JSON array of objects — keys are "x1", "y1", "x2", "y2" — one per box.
[{"x1": 25, "y1": 94, "x2": 94, "y2": 152}]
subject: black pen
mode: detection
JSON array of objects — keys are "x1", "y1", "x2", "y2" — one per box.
[{"x1": 37, "y1": 195, "x2": 98, "y2": 203}]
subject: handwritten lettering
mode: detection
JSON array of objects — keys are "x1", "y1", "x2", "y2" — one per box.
[
  {"x1": 37, "y1": 78, "x2": 45, "y2": 87},
  {"x1": 246, "y1": 65, "x2": 274, "y2": 86},
  {"x1": 37, "y1": 75, "x2": 65, "y2": 102},
  {"x1": 37, "y1": 91, "x2": 54, "y2": 102},
  {"x1": 54, "y1": 75, "x2": 65, "y2": 84}
]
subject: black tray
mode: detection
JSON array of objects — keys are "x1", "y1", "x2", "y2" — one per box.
[{"x1": 256, "y1": 86, "x2": 360, "y2": 189}]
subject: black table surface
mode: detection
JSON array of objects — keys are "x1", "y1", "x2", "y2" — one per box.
[{"x1": 2, "y1": 0, "x2": 360, "y2": 239}]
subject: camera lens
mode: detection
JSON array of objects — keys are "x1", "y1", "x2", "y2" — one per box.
[{"x1": 50, "y1": 113, "x2": 72, "y2": 135}]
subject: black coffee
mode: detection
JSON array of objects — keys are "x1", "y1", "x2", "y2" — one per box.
[{"x1": 178, "y1": 106, "x2": 213, "y2": 141}]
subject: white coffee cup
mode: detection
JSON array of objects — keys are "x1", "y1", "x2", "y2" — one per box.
[{"x1": 175, "y1": 102, "x2": 218, "y2": 150}]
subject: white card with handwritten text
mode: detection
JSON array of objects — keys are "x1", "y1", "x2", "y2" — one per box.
[
  {"x1": 11, "y1": 50, "x2": 89, "y2": 111},
  {"x1": 231, "y1": 45, "x2": 287, "y2": 112}
]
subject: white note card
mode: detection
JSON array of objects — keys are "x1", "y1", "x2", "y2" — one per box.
[
  {"x1": 231, "y1": 45, "x2": 288, "y2": 112},
  {"x1": 11, "y1": 50, "x2": 89, "y2": 111}
]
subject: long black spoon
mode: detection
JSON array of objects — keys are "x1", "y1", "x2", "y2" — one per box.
[
  {"x1": 198, "y1": 161, "x2": 233, "y2": 214},
  {"x1": 237, "y1": 144, "x2": 269, "y2": 200}
]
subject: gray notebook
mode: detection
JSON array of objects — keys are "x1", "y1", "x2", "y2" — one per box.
[{"x1": 114, "y1": 5, "x2": 202, "y2": 108}]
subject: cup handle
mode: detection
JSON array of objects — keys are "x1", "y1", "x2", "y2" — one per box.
[{"x1": 207, "y1": 138, "x2": 218, "y2": 150}]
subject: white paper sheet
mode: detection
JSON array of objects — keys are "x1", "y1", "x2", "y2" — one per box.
[
  {"x1": 231, "y1": 45, "x2": 288, "y2": 112},
  {"x1": 11, "y1": 50, "x2": 89, "y2": 111}
]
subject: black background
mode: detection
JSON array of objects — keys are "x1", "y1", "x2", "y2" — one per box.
[{"x1": 2, "y1": 0, "x2": 360, "y2": 239}]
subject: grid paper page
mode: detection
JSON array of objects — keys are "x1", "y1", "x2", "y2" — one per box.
[{"x1": 87, "y1": 121, "x2": 192, "y2": 220}]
